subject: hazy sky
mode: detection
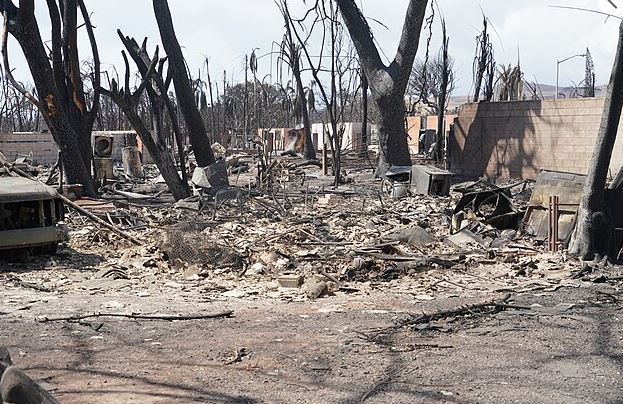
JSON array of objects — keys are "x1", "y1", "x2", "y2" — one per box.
[{"x1": 6, "y1": 0, "x2": 622, "y2": 97}]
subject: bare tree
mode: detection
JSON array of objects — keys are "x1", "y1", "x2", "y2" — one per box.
[
  {"x1": 0, "y1": 0, "x2": 100, "y2": 196},
  {"x1": 152, "y1": 0, "x2": 216, "y2": 167},
  {"x1": 95, "y1": 81, "x2": 129, "y2": 132},
  {"x1": 336, "y1": 0, "x2": 429, "y2": 174},
  {"x1": 276, "y1": 1, "x2": 316, "y2": 161},
  {"x1": 100, "y1": 48, "x2": 190, "y2": 200},
  {"x1": 406, "y1": 15, "x2": 454, "y2": 163},
  {"x1": 434, "y1": 19, "x2": 451, "y2": 162},
  {"x1": 0, "y1": 73, "x2": 43, "y2": 132},
  {"x1": 119, "y1": 32, "x2": 188, "y2": 182},
  {"x1": 281, "y1": 0, "x2": 360, "y2": 184},
  {"x1": 204, "y1": 58, "x2": 218, "y2": 142},
  {"x1": 279, "y1": 83, "x2": 297, "y2": 128},
  {"x1": 569, "y1": 21, "x2": 623, "y2": 259},
  {"x1": 472, "y1": 16, "x2": 495, "y2": 102},
  {"x1": 408, "y1": 41, "x2": 456, "y2": 115},
  {"x1": 584, "y1": 48, "x2": 596, "y2": 98},
  {"x1": 496, "y1": 63, "x2": 524, "y2": 101}
]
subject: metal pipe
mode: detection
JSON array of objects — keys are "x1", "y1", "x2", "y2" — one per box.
[
  {"x1": 556, "y1": 62, "x2": 559, "y2": 100},
  {"x1": 548, "y1": 195, "x2": 560, "y2": 252}
]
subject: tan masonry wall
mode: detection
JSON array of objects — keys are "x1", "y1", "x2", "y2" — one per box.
[
  {"x1": 448, "y1": 98, "x2": 622, "y2": 180},
  {"x1": 0, "y1": 132, "x2": 59, "y2": 165},
  {"x1": 0, "y1": 131, "x2": 138, "y2": 165}
]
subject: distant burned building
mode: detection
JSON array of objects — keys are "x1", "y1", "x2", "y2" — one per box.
[{"x1": 0, "y1": 130, "x2": 146, "y2": 166}]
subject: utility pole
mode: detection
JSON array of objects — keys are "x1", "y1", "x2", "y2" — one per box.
[
  {"x1": 251, "y1": 50, "x2": 260, "y2": 138},
  {"x1": 215, "y1": 83, "x2": 221, "y2": 143},
  {"x1": 255, "y1": 74, "x2": 259, "y2": 137},
  {"x1": 243, "y1": 54, "x2": 249, "y2": 149},
  {"x1": 206, "y1": 58, "x2": 217, "y2": 144},
  {"x1": 223, "y1": 70, "x2": 227, "y2": 146}
]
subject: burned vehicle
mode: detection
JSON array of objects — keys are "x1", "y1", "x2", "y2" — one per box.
[{"x1": 0, "y1": 175, "x2": 66, "y2": 256}]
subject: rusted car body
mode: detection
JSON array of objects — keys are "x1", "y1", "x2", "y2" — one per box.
[{"x1": 0, "y1": 175, "x2": 66, "y2": 254}]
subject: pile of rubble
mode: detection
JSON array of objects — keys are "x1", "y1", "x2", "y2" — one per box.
[
  {"x1": 36, "y1": 158, "x2": 597, "y2": 301},
  {"x1": 4, "y1": 144, "x2": 618, "y2": 302}
]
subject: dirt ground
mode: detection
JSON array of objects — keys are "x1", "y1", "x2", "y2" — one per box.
[{"x1": 0, "y1": 251, "x2": 622, "y2": 404}]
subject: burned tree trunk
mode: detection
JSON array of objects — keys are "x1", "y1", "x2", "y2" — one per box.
[
  {"x1": 279, "y1": 4, "x2": 316, "y2": 161},
  {"x1": 376, "y1": 90, "x2": 412, "y2": 169},
  {"x1": 61, "y1": 0, "x2": 97, "y2": 170},
  {"x1": 435, "y1": 20, "x2": 449, "y2": 163},
  {"x1": 206, "y1": 58, "x2": 217, "y2": 142},
  {"x1": 569, "y1": 21, "x2": 623, "y2": 260},
  {"x1": 336, "y1": 0, "x2": 428, "y2": 174},
  {"x1": 295, "y1": 66, "x2": 316, "y2": 161},
  {"x1": 359, "y1": 68, "x2": 368, "y2": 157},
  {"x1": 0, "y1": 0, "x2": 97, "y2": 196},
  {"x1": 472, "y1": 17, "x2": 488, "y2": 103},
  {"x1": 117, "y1": 31, "x2": 188, "y2": 186},
  {"x1": 100, "y1": 51, "x2": 190, "y2": 201},
  {"x1": 124, "y1": 105, "x2": 190, "y2": 201},
  {"x1": 152, "y1": 0, "x2": 215, "y2": 167}
]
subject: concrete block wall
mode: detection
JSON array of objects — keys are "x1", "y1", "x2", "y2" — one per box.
[
  {"x1": 0, "y1": 130, "x2": 142, "y2": 166},
  {"x1": 0, "y1": 132, "x2": 59, "y2": 165},
  {"x1": 448, "y1": 98, "x2": 620, "y2": 180}
]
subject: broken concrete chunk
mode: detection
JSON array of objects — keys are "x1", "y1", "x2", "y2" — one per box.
[
  {"x1": 445, "y1": 229, "x2": 486, "y2": 249},
  {"x1": 258, "y1": 252, "x2": 281, "y2": 270},
  {"x1": 222, "y1": 289, "x2": 248, "y2": 298},
  {"x1": 385, "y1": 226, "x2": 435, "y2": 246},
  {"x1": 173, "y1": 196, "x2": 202, "y2": 211},
  {"x1": 184, "y1": 264, "x2": 202, "y2": 278},
  {"x1": 278, "y1": 274, "x2": 304, "y2": 289},
  {"x1": 248, "y1": 262, "x2": 266, "y2": 275},
  {"x1": 304, "y1": 278, "x2": 328, "y2": 299},
  {"x1": 500, "y1": 229, "x2": 517, "y2": 240},
  {"x1": 326, "y1": 281, "x2": 340, "y2": 293},
  {"x1": 317, "y1": 194, "x2": 344, "y2": 206},
  {"x1": 275, "y1": 258, "x2": 290, "y2": 271}
]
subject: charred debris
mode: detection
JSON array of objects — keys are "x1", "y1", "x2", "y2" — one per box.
[{"x1": 4, "y1": 139, "x2": 623, "y2": 296}]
